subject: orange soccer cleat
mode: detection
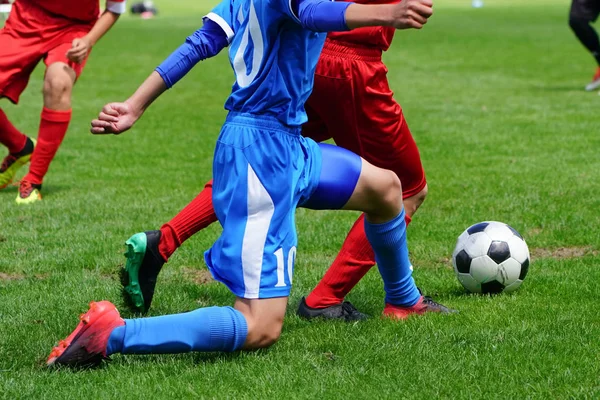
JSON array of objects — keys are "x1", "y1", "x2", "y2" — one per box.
[
  {"x1": 383, "y1": 295, "x2": 457, "y2": 320},
  {"x1": 47, "y1": 301, "x2": 124, "y2": 368}
]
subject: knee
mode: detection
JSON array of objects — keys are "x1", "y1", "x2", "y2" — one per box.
[
  {"x1": 43, "y1": 73, "x2": 73, "y2": 99},
  {"x1": 371, "y1": 169, "x2": 402, "y2": 213},
  {"x1": 244, "y1": 319, "x2": 283, "y2": 349},
  {"x1": 385, "y1": 171, "x2": 403, "y2": 208},
  {"x1": 404, "y1": 184, "x2": 428, "y2": 216}
]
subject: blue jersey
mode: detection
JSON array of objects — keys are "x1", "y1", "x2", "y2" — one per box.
[{"x1": 206, "y1": 0, "x2": 326, "y2": 127}]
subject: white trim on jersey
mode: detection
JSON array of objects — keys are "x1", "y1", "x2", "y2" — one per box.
[
  {"x1": 241, "y1": 164, "x2": 275, "y2": 299},
  {"x1": 205, "y1": 12, "x2": 234, "y2": 43},
  {"x1": 287, "y1": 0, "x2": 301, "y2": 23},
  {"x1": 106, "y1": 0, "x2": 127, "y2": 14}
]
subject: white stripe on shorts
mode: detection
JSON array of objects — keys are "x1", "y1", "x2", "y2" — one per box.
[{"x1": 241, "y1": 164, "x2": 275, "y2": 298}]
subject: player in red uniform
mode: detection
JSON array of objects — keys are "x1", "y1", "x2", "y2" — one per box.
[
  {"x1": 569, "y1": 0, "x2": 600, "y2": 90},
  {"x1": 121, "y1": 1, "x2": 435, "y2": 321},
  {"x1": 0, "y1": 0, "x2": 126, "y2": 204}
]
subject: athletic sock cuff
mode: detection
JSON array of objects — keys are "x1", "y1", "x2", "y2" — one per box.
[
  {"x1": 41, "y1": 107, "x2": 72, "y2": 123},
  {"x1": 106, "y1": 325, "x2": 126, "y2": 356},
  {"x1": 364, "y1": 209, "x2": 406, "y2": 247},
  {"x1": 210, "y1": 307, "x2": 248, "y2": 351}
]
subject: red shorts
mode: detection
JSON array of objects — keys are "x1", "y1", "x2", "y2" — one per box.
[
  {"x1": 303, "y1": 39, "x2": 427, "y2": 199},
  {"x1": 0, "y1": 1, "x2": 92, "y2": 104}
]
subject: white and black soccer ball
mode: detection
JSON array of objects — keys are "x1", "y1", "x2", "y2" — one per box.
[{"x1": 452, "y1": 221, "x2": 530, "y2": 294}]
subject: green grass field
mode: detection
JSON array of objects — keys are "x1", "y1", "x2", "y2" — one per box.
[{"x1": 1, "y1": 0, "x2": 599, "y2": 398}]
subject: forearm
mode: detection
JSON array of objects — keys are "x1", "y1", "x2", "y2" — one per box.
[
  {"x1": 297, "y1": 0, "x2": 395, "y2": 32},
  {"x1": 296, "y1": 0, "x2": 432, "y2": 32},
  {"x1": 125, "y1": 71, "x2": 167, "y2": 115},
  {"x1": 84, "y1": 11, "x2": 120, "y2": 46},
  {"x1": 344, "y1": 3, "x2": 394, "y2": 30}
]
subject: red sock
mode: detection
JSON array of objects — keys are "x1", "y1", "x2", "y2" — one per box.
[
  {"x1": 0, "y1": 108, "x2": 27, "y2": 154},
  {"x1": 305, "y1": 212, "x2": 412, "y2": 309},
  {"x1": 24, "y1": 107, "x2": 71, "y2": 184},
  {"x1": 158, "y1": 180, "x2": 218, "y2": 262}
]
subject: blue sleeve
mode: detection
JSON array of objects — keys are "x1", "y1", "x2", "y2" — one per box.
[
  {"x1": 205, "y1": 0, "x2": 235, "y2": 41},
  {"x1": 155, "y1": 20, "x2": 229, "y2": 88},
  {"x1": 292, "y1": 0, "x2": 351, "y2": 32}
]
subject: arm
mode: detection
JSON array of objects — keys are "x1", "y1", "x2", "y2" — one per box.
[
  {"x1": 294, "y1": 0, "x2": 433, "y2": 32},
  {"x1": 66, "y1": 11, "x2": 121, "y2": 63},
  {"x1": 345, "y1": 0, "x2": 434, "y2": 30},
  {"x1": 91, "y1": 20, "x2": 228, "y2": 134},
  {"x1": 90, "y1": 71, "x2": 167, "y2": 135}
]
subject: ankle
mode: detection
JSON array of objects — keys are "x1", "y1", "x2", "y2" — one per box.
[
  {"x1": 158, "y1": 225, "x2": 178, "y2": 262},
  {"x1": 13, "y1": 137, "x2": 34, "y2": 157}
]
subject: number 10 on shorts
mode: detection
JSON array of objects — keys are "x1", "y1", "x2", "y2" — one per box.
[{"x1": 274, "y1": 247, "x2": 296, "y2": 287}]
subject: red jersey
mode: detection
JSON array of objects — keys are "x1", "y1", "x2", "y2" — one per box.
[
  {"x1": 19, "y1": 0, "x2": 126, "y2": 24},
  {"x1": 327, "y1": 0, "x2": 396, "y2": 51}
]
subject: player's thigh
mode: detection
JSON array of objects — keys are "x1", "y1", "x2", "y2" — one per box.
[
  {"x1": 207, "y1": 122, "x2": 307, "y2": 300},
  {"x1": 350, "y1": 61, "x2": 427, "y2": 199},
  {"x1": 570, "y1": 0, "x2": 600, "y2": 21},
  {"x1": 45, "y1": 35, "x2": 89, "y2": 83},
  {"x1": 0, "y1": 23, "x2": 44, "y2": 103},
  {"x1": 301, "y1": 143, "x2": 400, "y2": 218},
  {"x1": 208, "y1": 148, "x2": 298, "y2": 300},
  {"x1": 362, "y1": 115, "x2": 427, "y2": 200},
  {"x1": 308, "y1": 57, "x2": 363, "y2": 153},
  {"x1": 341, "y1": 157, "x2": 401, "y2": 221}
]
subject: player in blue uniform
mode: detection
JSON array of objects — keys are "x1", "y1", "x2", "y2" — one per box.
[{"x1": 47, "y1": 0, "x2": 449, "y2": 368}]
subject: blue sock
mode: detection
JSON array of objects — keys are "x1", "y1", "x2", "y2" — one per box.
[
  {"x1": 106, "y1": 325, "x2": 125, "y2": 356},
  {"x1": 364, "y1": 208, "x2": 421, "y2": 307},
  {"x1": 105, "y1": 306, "x2": 248, "y2": 355}
]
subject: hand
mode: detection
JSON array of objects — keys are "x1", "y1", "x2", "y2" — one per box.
[
  {"x1": 66, "y1": 37, "x2": 92, "y2": 64},
  {"x1": 389, "y1": 0, "x2": 433, "y2": 30},
  {"x1": 90, "y1": 102, "x2": 141, "y2": 135}
]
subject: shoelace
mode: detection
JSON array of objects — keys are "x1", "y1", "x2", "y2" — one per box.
[
  {"x1": 0, "y1": 154, "x2": 16, "y2": 172},
  {"x1": 422, "y1": 296, "x2": 440, "y2": 306}
]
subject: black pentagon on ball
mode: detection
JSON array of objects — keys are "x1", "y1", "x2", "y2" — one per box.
[
  {"x1": 481, "y1": 280, "x2": 505, "y2": 294},
  {"x1": 506, "y1": 224, "x2": 523, "y2": 239},
  {"x1": 467, "y1": 222, "x2": 489, "y2": 235},
  {"x1": 455, "y1": 249, "x2": 472, "y2": 273},
  {"x1": 519, "y1": 258, "x2": 529, "y2": 280},
  {"x1": 487, "y1": 241, "x2": 511, "y2": 264}
]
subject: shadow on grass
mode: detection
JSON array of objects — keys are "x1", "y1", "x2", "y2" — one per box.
[
  {"x1": 41, "y1": 347, "x2": 251, "y2": 373},
  {"x1": 529, "y1": 84, "x2": 587, "y2": 92},
  {"x1": 0, "y1": 183, "x2": 69, "y2": 201}
]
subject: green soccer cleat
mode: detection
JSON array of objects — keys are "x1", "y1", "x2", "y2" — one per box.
[
  {"x1": 0, "y1": 137, "x2": 35, "y2": 190},
  {"x1": 15, "y1": 180, "x2": 42, "y2": 205},
  {"x1": 122, "y1": 231, "x2": 165, "y2": 313}
]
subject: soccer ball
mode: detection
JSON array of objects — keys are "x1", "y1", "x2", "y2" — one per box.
[{"x1": 452, "y1": 221, "x2": 530, "y2": 294}]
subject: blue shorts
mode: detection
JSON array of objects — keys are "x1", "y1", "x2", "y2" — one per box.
[
  {"x1": 204, "y1": 113, "x2": 322, "y2": 299},
  {"x1": 204, "y1": 112, "x2": 362, "y2": 299}
]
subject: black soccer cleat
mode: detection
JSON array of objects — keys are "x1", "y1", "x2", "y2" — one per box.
[
  {"x1": 122, "y1": 230, "x2": 165, "y2": 313},
  {"x1": 297, "y1": 297, "x2": 368, "y2": 322}
]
